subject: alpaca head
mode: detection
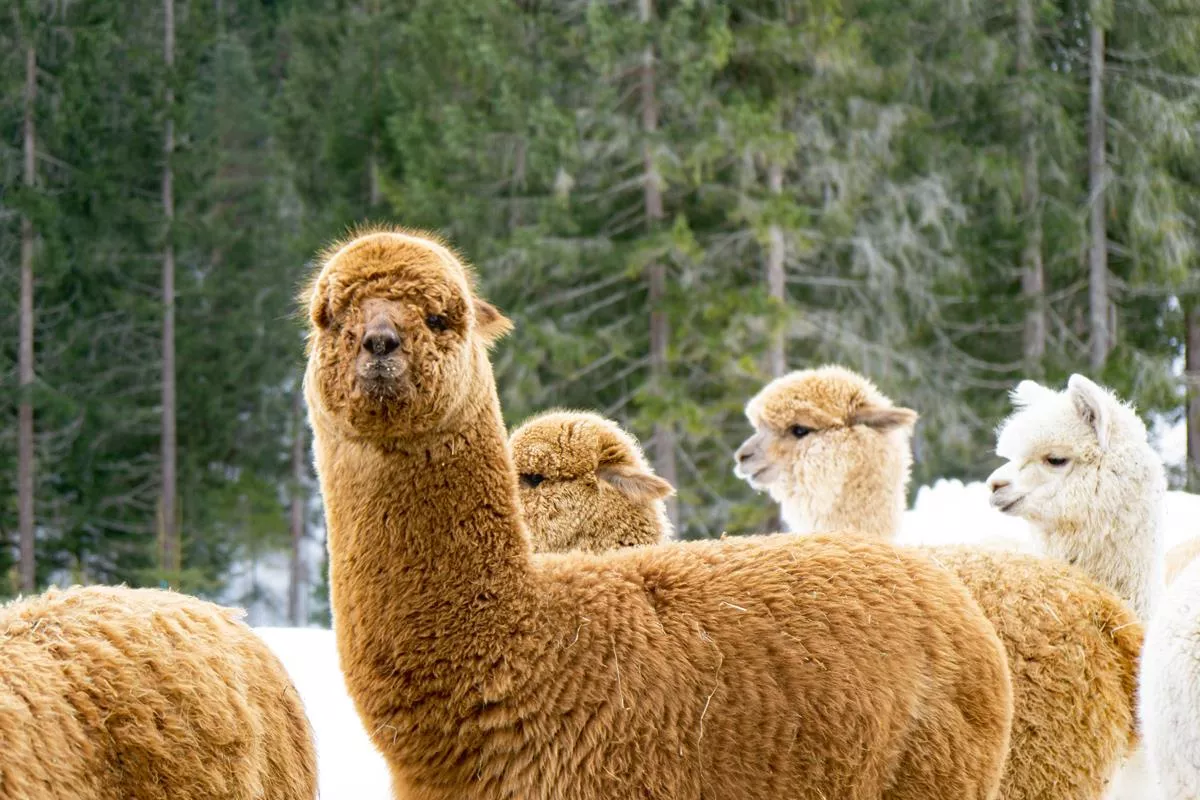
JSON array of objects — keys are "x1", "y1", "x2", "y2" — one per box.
[
  {"x1": 987, "y1": 374, "x2": 1166, "y2": 561},
  {"x1": 301, "y1": 228, "x2": 512, "y2": 440},
  {"x1": 733, "y1": 365, "x2": 918, "y2": 537},
  {"x1": 510, "y1": 410, "x2": 674, "y2": 553}
]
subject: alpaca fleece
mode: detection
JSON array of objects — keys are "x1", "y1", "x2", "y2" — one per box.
[
  {"x1": 1140, "y1": 555, "x2": 1200, "y2": 797},
  {"x1": 733, "y1": 364, "x2": 1144, "y2": 800},
  {"x1": 302, "y1": 228, "x2": 1014, "y2": 800},
  {"x1": 987, "y1": 375, "x2": 1166, "y2": 620},
  {"x1": 1164, "y1": 537, "x2": 1200, "y2": 586},
  {"x1": 0, "y1": 585, "x2": 317, "y2": 800},
  {"x1": 735, "y1": 366, "x2": 918, "y2": 538},
  {"x1": 510, "y1": 410, "x2": 672, "y2": 552}
]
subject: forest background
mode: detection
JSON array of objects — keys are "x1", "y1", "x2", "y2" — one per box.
[{"x1": 3, "y1": 0, "x2": 1198, "y2": 624}]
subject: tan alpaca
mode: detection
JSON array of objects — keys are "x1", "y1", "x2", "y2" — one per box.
[
  {"x1": 734, "y1": 365, "x2": 1144, "y2": 800},
  {"x1": 510, "y1": 410, "x2": 672, "y2": 552},
  {"x1": 0, "y1": 585, "x2": 317, "y2": 800},
  {"x1": 302, "y1": 228, "x2": 1014, "y2": 800}
]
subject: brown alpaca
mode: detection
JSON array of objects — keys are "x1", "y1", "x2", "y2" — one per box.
[
  {"x1": 302, "y1": 228, "x2": 1014, "y2": 800},
  {"x1": 0, "y1": 585, "x2": 317, "y2": 800},
  {"x1": 510, "y1": 410, "x2": 672, "y2": 552},
  {"x1": 734, "y1": 365, "x2": 1143, "y2": 800}
]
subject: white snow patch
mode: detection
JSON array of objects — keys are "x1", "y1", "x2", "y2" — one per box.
[{"x1": 254, "y1": 627, "x2": 392, "y2": 800}]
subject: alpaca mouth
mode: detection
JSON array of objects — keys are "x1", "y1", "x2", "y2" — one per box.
[
  {"x1": 736, "y1": 464, "x2": 775, "y2": 491},
  {"x1": 991, "y1": 494, "x2": 1023, "y2": 515}
]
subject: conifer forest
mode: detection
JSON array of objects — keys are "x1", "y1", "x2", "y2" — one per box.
[{"x1": 2, "y1": 0, "x2": 1199, "y2": 621}]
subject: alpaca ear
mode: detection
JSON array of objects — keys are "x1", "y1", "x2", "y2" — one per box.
[
  {"x1": 1067, "y1": 373, "x2": 1111, "y2": 450},
  {"x1": 598, "y1": 463, "x2": 675, "y2": 503},
  {"x1": 474, "y1": 299, "x2": 513, "y2": 344},
  {"x1": 1011, "y1": 379, "x2": 1056, "y2": 409},
  {"x1": 850, "y1": 405, "x2": 918, "y2": 432},
  {"x1": 300, "y1": 272, "x2": 333, "y2": 330}
]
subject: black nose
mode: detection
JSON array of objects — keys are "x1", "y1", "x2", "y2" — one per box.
[{"x1": 362, "y1": 324, "x2": 401, "y2": 356}]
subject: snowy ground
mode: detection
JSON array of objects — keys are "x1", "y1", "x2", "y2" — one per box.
[{"x1": 255, "y1": 471, "x2": 1200, "y2": 798}]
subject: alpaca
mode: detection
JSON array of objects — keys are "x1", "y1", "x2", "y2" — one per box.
[
  {"x1": 987, "y1": 374, "x2": 1166, "y2": 620},
  {"x1": 733, "y1": 365, "x2": 917, "y2": 539},
  {"x1": 302, "y1": 227, "x2": 1014, "y2": 800},
  {"x1": 1140, "y1": 555, "x2": 1200, "y2": 798},
  {"x1": 0, "y1": 585, "x2": 318, "y2": 800},
  {"x1": 733, "y1": 365, "x2": 1144, "y2": 800},
  {"x1": 509, "y1": 410, "x2": 673, "y2": 552},
  {"x1": 1164, "y1": 537, "x2": 1200, "y2": 586}
]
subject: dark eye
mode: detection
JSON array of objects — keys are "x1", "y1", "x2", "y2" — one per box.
[
  {"x1": 425, "y1": 314, "x2": 449, "y2": 333},
  {"x1": 790, "y1": 425, "x2": 812, "y2": 439},
  {"x1": 1045, "y1": 456, "x2": 1069, "y2": 467},
  {"x1": 519, "y1": 473, "x2": 545, "y2": 488}
]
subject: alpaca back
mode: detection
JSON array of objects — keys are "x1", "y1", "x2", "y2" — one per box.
[{"x1": 0, "y1": 586, "x2": 317, "y2": 800}]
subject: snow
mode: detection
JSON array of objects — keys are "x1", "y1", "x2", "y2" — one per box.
[
  {"x1": 253, "y1": 627, "x2": 392, "y2": 800},
  {"x1": 255, "y1": 476, "x2": 1199, "y2": 799}
]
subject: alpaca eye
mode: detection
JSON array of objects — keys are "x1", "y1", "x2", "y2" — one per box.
[
  {"x1": 790, "y1": 425, "x2": 812, "y2": 439},
  {"x1": 1045, "y1": 456, "x2": 1069, "y2": 467},
  {"x1": 425, "y1": 314, "x2": 449, "y2": 333},
  {"x1": 519, "y1": 473, "x2": 545, "y2": 489}
]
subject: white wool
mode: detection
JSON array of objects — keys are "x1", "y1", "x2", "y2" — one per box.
[
  {"x1": 987, "y1": 375, "x2": 1166, "y2": 620},
  {"x1": 1140, "y1": 556, "x2": 1200, "y2": 798}
]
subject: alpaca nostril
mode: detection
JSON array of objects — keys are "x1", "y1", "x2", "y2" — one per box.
[
  {"x1": 362, "y1": 327, "x2": 401, "y2": 356},
  {"x1": 989, "y1": 478, "x2": 1010, "y2": 493}
]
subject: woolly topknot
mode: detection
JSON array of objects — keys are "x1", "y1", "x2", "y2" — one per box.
[{"x1": 510, "y1": 410, "x2": 673, "y2": 552}]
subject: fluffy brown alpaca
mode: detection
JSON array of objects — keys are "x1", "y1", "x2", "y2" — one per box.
[
  {"x1": 733, "y1": 365, "x2": 1143, "y2": 800},
  {"x1": 509, "y1": 410, "x2": 672, "y2": 552},
  {"x1": 302, "y1": 228, "x2": 1014, "y2": 800},
  {"x1": 0, "y1": 585, "x2": 317, "y2": 800}
]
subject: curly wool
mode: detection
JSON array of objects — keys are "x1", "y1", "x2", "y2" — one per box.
[
  {"x1": 0, "y1": 585, "x2": 318, "y2": 800},
  {"x1": 303, "y1": 229, "x2": 1014, "y2": 800},
  {"x1": 510, "y1": 410, "x2": 672, "y2": 552}
]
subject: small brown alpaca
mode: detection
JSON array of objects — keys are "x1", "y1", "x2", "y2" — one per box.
[
  {"x1": 734, "y1": 365, "x2": 1144, "y2": 800},
  {"x1": 302, "y1": 227, "x2": 1014, "y2": 800},
  {"x1": 0, "y1": 585, "x2": 317, "y2": 800},
  {"x1": 510, "y1": 410, "x2": 672, "y2": 552}
]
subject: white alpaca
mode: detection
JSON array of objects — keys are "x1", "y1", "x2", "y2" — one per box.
[
  {"x1": 1140, "y1": 555, "x2": 1200, "y2": 798},
  {"x1": 986, "y1": 374, "x2": 1168, "y2": 800},
  {"x1": 986, "y1": 374, "x2": 1166, "y2": 620}
]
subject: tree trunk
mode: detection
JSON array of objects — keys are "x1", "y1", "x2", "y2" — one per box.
[
  {"x1": 639, "y1": 0, "x2": 678, "y2": 529},
  {"x1": 1088, "y1": 6, "x2": 1110, "y2": 370},
  {"x1": 160, "y1": 0, "x2": 179, "y2": 579},
  {"x1": 1186, "y1": 297, "x2": 1200, "y2": 492},
  {"x1": 766, "y1": 162, "x2": 787, "y2": 378},
  {"x1": 288, "y1": 387, "x2": 307, "y2": 626},
  {"x1": 18, "y1": 43, "x2": 37, "y2": 594},
  {"x1": 367, "y1": 0, "x2": 381, "y2": 208},
  {"x1": 1017, "y1": 0, "x2": 1046, "y2": 367}
]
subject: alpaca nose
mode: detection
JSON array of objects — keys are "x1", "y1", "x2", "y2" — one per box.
[
  {"x1": 988, "y1": 476, "x2": 1010, "y2": 493},
  {"x1": 735, "y1": 443, "x2": 754, "y2": 463},
  {"x1": 362, "y1": 322, "x2": 401, "y2": 356}
]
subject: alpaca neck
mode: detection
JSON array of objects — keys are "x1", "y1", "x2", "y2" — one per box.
[
  {"x1": 1039, "y1": 489, "x2": 1162, "y2": 620},
  {"x1": 311, "y1": 389, "x2": 536, "y2": 742},
  {"x1": 782, "y1": 445, "x2": 907, "y2": 542}
]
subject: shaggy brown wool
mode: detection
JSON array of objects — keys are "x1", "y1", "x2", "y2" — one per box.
[
  {"x1": 303, "y1": 227, "x2": 1014, "y2": 800},
  {"x1": 732, "y1": 364, "x2": 1144, "y2": 800},
  {"x1": 0, "y1": 585, "x2": 317, "y2": 800},
  {"x1": 510, "y1": 410, "x2": 672, "y2": 552}
]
